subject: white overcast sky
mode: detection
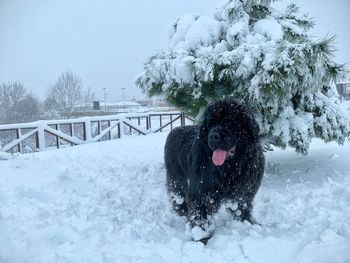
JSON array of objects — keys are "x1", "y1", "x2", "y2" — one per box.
[{"x1": 0, "y1": 0, "x2": 349, "y2": 101}]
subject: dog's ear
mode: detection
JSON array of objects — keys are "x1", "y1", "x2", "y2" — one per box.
[
  {"x1": 243, "y1": 113, "x2": 260, "y2": 143},
  {"x1": 198, "y1": 104, "x2": 212, "y2": 140},
  {"x1": 198, "y1": 116, "x2": 208, "y2": 140}
]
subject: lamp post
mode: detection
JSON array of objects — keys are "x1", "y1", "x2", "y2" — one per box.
[
  {"x1": 121, "y1": 88, "x2": 126, "y2": 112},
  {"x1": 103, "y1": 88, "x2": 107, "y2": 112}
]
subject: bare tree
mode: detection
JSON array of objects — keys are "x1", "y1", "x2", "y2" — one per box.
[
  {"x1": 82, "y1": 86, "x2": 96, "y2": 106},
  {"x1": 14, "y1": 93, "x2": 41, "y2": 123},
  {"x1": 0, "y1": 82, "x2": 42, "y2": 124},
  {"x1": 0, "y1": 82, "x2": 26, "y2": 122},
  {"x1": 44, "y1": 71, "x2": 83, "y2": 114}
]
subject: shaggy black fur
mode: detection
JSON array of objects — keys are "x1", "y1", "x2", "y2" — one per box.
[{"x1": 164, "y1": 100, "x2": 265, "y2": 242}]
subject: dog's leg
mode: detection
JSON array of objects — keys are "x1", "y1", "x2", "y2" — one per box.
[
  {"x1": 230, "y1": 201, "x2": 256, "y2": 224},
  {"x1": 169, "y1": 191, "x2": 188, "y2": 216},
  {"x1": 167, "y1": 174, "x2": 189, "y2": 216},
  {"x1": 186, "y1": 196, "x2": 206, "y2": 225},
  {"x1": 227, "y1": 186, "x2": 258, "y2": 224},
  {"x1": 229, "y1": 153, "x2": 264, "y2": 224},
  {"x1": 185, "y1": 192, "x2": 216, "y2": 243}
]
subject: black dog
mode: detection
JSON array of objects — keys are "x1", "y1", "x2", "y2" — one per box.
[{"x1": 164, "y1": 100, "x2": 265, "y2": 242}]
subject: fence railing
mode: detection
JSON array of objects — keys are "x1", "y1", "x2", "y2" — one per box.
[{"x1": 0, "y1": 112, "x2": 195, "y2": 154}]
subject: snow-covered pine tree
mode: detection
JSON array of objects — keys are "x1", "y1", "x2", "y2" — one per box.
[{"x1": 136, "y1": 0, "x2": 349, "y2": 154}]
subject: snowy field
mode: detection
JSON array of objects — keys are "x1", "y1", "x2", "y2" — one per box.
[{"x1": 1, "y1": 133, "x2": 350, "y2": 263}]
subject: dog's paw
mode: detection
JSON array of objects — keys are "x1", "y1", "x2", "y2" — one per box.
[
  {"x1": 198, "y1": 235, "x2": 211, "y2": 245},
  {"x1": 185, "y1": 221, "x2": 215, "y2": 244},
  {"x1": 191, "y1": 225, "x2": 211, "y2": 242}
]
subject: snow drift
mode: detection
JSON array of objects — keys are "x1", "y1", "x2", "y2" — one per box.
[{"x1": 0, "y1": 133, "x2": 350, "y2": 262}]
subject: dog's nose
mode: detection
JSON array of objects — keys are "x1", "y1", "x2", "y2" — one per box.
[{"x1": 209, "y1": 131, "x2": 221, "y2": 144}]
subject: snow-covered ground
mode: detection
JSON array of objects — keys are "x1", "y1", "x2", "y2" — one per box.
[{"x1": 1, "y1": 133, "x2": 350, "y2": 263}]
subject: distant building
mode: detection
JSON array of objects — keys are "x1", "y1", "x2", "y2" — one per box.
[
  {"x1": 97, "y1": 101, "x2": 142, "y2": 112},
  {"x1": 154, "y1": 99, "x2": 172, "y2": 107},
  {"x1": 68, "y1": 99, "x2": 175, "y2": 118},
  {"x1": 93, "y1": 101, "x2": 100, "y2": 110},
  {"x1": 336, "y1": 82, "x2": 350, "y2": 100},
  {"x1": 74, "y1": 101, "x2": 143, "y2": 113},
  {"x1": 136, "y1": 100, "x2": 153, "y2": 107}
]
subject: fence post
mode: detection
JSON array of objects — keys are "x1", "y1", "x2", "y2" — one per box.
[
  {"x1": 97, "y1": 121, "x2": 101, "y2": 141},
  {"x1": 148, "y1": 116, "x2": 152, "y2": 130},
  {"x1": 159, "y1": 115, "x2": 163, "y2": 132},
  {"x1": 146, "y1": 116, "x2": 149, "y2": 130},
  {"x1": 56, "y1": 124, "x2": 60, "y2": 149},
  {"x1": 137, "y1": 117, "x2": 141, "y2": 135},
  {"x1": 69, "y1": 123, "x2": 74, "y2": 146},
  {"x1": 84, "y1": 120, "x2": 92, "y2": 142},
  {"x1": 180, "y1": 112, "x2": 186, "y2": 126},
  {"x1": 117, "y1": 122, "x2": 121, "y2": 138},
  {"x1": 107, "y1": 120, "x2": 111, "y2": 140},
  {"x1": 38, "y1": 121, "x2": 46, "y2": 151},
  {"x1": 35, "y1": 130, "x2": 39, "y2": 150},
  {"x1": 16, "y1": 128, "x2": 22, "y2": 153}
]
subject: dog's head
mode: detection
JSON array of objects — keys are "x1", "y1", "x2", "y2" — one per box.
[{"x1": 199, "y1": 100, "x2": 260, "y2": 166}]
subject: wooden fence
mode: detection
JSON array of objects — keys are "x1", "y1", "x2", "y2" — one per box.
[{"x1": 0, "y1": 112, "x2": 195, "y2": 154}]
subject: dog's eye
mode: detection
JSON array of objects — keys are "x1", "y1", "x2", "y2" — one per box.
[{"x1": 228, "y1": 146, "x2": 236, "y2": 156}]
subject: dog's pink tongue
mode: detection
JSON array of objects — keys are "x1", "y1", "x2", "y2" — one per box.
[{"x1": 212, "y1": 150, "x2": 227, "y2": 166}]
